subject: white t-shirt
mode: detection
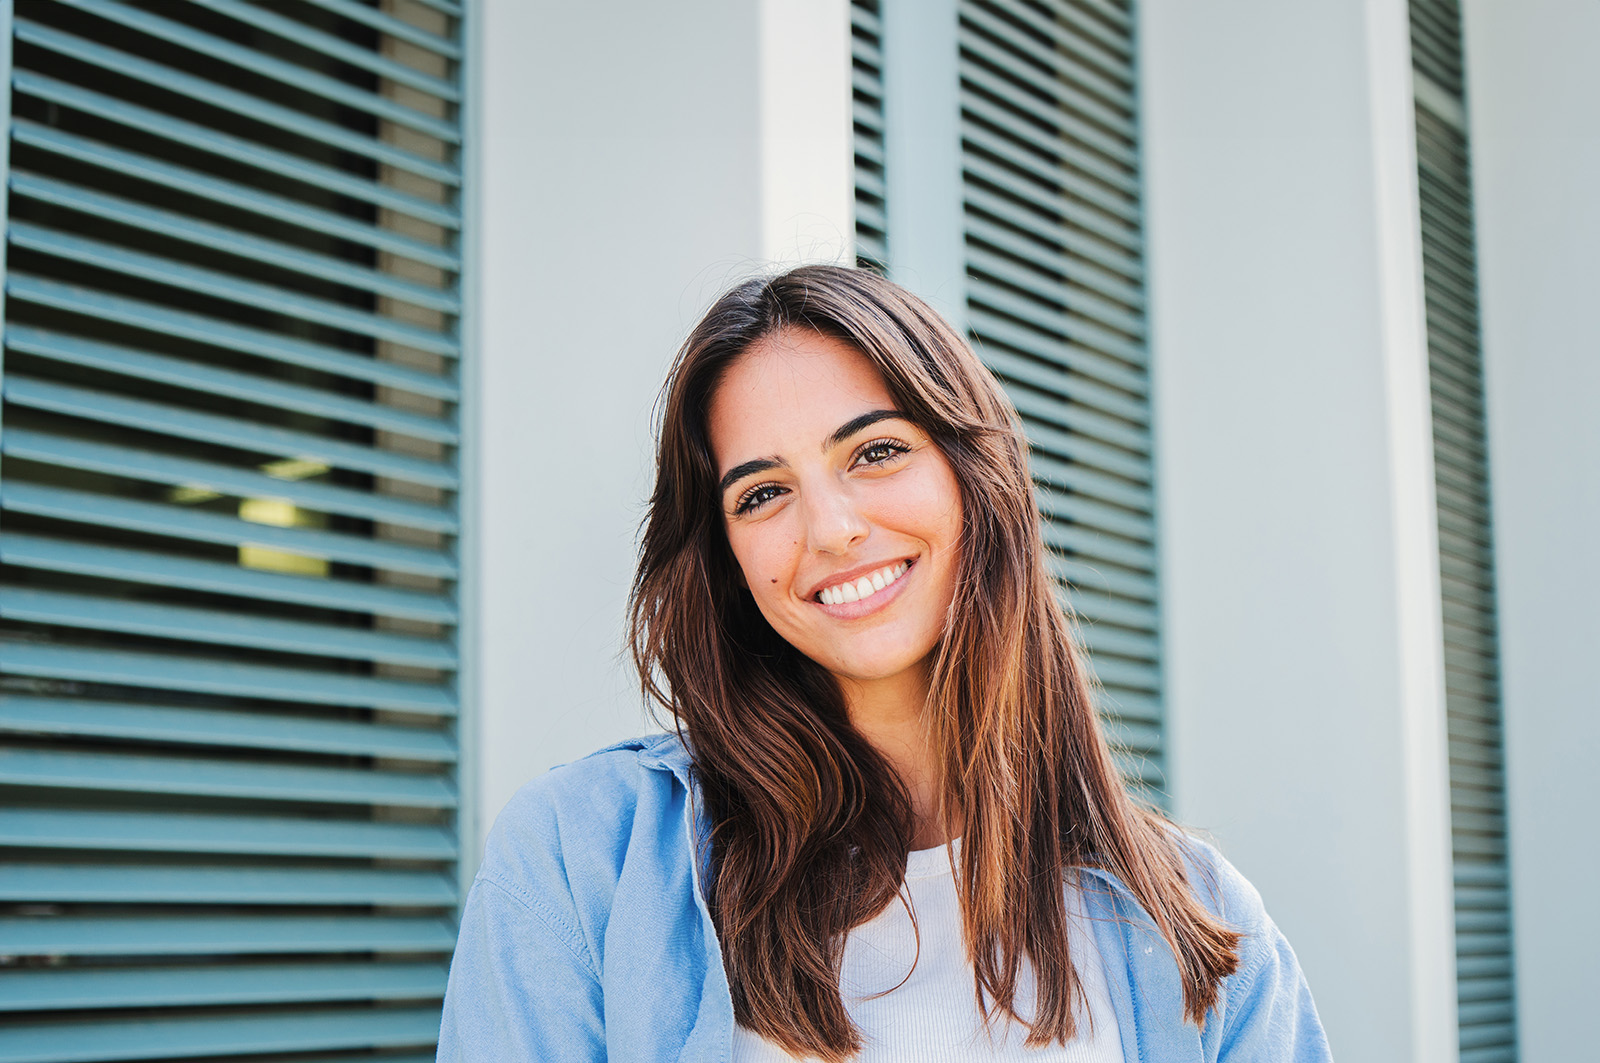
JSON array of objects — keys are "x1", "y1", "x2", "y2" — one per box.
[{"x1": 731, "y1": 840, "x2": 1124, "y2": 1062}]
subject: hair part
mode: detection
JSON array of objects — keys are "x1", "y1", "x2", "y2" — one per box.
[{"x1": 628, "y1": 265, "x2": 1240, "y2": 1059}]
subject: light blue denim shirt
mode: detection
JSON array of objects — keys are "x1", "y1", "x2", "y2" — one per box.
[{"x1": 438, "y1": 733, "x2": 1333, "y2": 1061}]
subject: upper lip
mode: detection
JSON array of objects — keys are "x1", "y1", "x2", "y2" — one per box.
[{"x1": 803, "y1": 557, "x2": 914, "y2": 602}]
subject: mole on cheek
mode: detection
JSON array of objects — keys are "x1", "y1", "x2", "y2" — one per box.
[{"x1": 770, "y1": 578, "x2": 777, "y2": 583}]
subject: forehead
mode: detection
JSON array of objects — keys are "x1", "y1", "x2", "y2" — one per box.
[{"x1": 707, "y1": 330, "x2": 893, "y2": 462}]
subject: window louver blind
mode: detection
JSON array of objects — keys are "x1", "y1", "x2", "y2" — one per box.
[
  {"x1": 1410, "y1": 1, "x2": 1518, "y2": 1060},
  {"x1": 851, "y1": 0, "x2": 887, "y2": 271},
  {"x1": 957, "y1": 0, "x2": 1161, "y2": 794},
  {"x1": 0, "y1": 0, "x2": 465, "y2": 1059}
]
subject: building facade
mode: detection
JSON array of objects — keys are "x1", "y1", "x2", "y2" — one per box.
[{"x1": 0, "y1": 1, "x2": 1595, "y2": 1061}]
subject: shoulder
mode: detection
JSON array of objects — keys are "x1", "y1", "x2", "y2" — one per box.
[
  {"x1": 475, "y1": 732, "x2": 690, "y2": 911},
  {"x1": 1083, "y1": 821, "x2": 1270, "y2": 936},
  {"x1": 1165, "y1": 832, "x2": 1333, "y2": 1059},
  {"x1": 1166, "y1": 829, "x2": 1270, "y2": 936}
]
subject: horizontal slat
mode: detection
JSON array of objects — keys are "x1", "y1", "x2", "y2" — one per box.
[
  {"x1": 963, "y1": 150, "x2": 1139, "y2": 255},
  {"x1": 0, "y1": 1006, "x2": 443, "y2": 1063},
  {"x1": 0, "y1": 863, "x2": 457, "y2": 905},
  {"x1": 4, "y1": 375, "x2": 457, "y2": 487},
  {"x1": 959, "y1": 16, "x2": 1133, "y2": 138},
  {"x1": 0, "y1": 696, "x2": 457, "y2": 761},
  {"x1": 1016, "y1": 386, "x2": 1151, "y2": 457},
  {"x1": 991, "y1": 383, "x2": 1150, "y2": 481},
  {"x1": 964, "y1": 204, "x2": 1143, "y2": 305},
  {"x1": 190, "y1": 0, "x2": 459, "y2": 100},
  {"x1": 0, "y1": 533, "x2": 458, "y2": 623},
  {"x1": 0, "y1": 746, "x2": 455, "y2": 808},
  {"x1": 0, "y1": 960, "x2": 448, "y2": 1012},
  {"x1": 968, "y1": 303, "x2": 1147, "y2": 398},
  {"x1": 1061, "y1": 586, "x2": 1158, "y2": 635},
  {"x1": 968, "y1": 274, "x2": 1146, "y2": 367},
  {"x1": 10, "y1": 171, "x2": 459, "y2": 313},
  {"x1": 1042, "y1": 519, "x2": 1155, "y2": 573},
  {"x1": 58, "y1": 0, "x2": 459, "y2": 138},
  {"x1": 6, "y1": 324, "x2": 458, "y2": 444},
  {"x1": 977, "y1": 339, "x2": 1148, "y2": 421},
  {"x1": 960, "y1": 104, "x2": 1138, "y2": 218},
  {"x1": 998, "y1": 0, "x2": 1134, "y2": 75},
  {"x1": 0, "y1": 642, "x2": 458, "y2": 715},
  {"x1": 967, "y1": 242, "x2": 1145, "y2": 340},
  {"x1": 8, "y1": 273, "x2": 459, "y2": 400},
  {"x1": 0, "y1": 914, "x2": 457, "y2": 956},
  {"x1": 1036, "y1": 489, "x2": 1152, "y2": 546},
  {"x1": 953, "y1": 3, "x2": 1132, "y2": 112},
  {"x1": 959, "y1": 57, "x2": 1135, "y2": 170},
  {"x1": 0, "y1": 586, "x2": 457, "y2": 667},
  {"x1": 0, "y1": 481, "x2": 458, "y2": 578},
  {"x1": 1047, "y1": 553, "x2": 1157, "y2": 603},
  {"x1": 1088, "y1": 685, "x2": 1161, "y2": 728},
  {"x1": 301, "y1": 0, "x2": 461, "y2": 58},
  {"x1": 12, "y1": 119, "x2": 459, "y2": 269},
  {"x1": 10, "y1": 222, "x2": 460, "y2": 356},
  {"x1": 1074, "y1": 622, "x2": 1158, "y2": 663},
  {"x1": 15, "y1": 19, "x2": 460, "y2": 185},
  {"x1": 1098, "y1": 714, "x2": 1160, "y2": 753},
  {"x1": 2, "y1": 427, "x2": 458, "y2": 533},
  {"x1": 12, "y1": 72, "x2": 459, "y2": 228},
  {"x1": 0, "y1": 808, "x2": 456, "y2": 858},
  {"x1": 1028, "y1": 448, "x2": 1151, "y2": 512}
]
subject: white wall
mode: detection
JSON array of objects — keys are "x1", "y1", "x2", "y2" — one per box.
[
  {"x1": 1462, "y1": 1, "x2": 1600, "y2": 1057},
  {"x1": 465, "y1": 0, "x2": 852, "y2": 861},
  {"x1": 1139, "y1": 2, "x2": 1459, "y2": 1060}
]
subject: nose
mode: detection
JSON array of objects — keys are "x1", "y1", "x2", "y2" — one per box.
[{"x1": 802, "y1": 479, "x2": 869, "y2": 556}]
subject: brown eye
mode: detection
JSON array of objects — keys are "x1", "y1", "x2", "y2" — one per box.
[
  {"x1": 857, "y1": 439, "x2": 910, "y2": 467},
  {"x1": 735, "y1": 483, "x2": 786, "y2": 514}
]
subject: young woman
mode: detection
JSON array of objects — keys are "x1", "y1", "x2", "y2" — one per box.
[{"x1": 438, "y1": 266, "x2": 1332, "y2": 1062}]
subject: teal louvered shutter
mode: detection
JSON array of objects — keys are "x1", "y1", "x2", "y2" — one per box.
[
  {"x1": 1410, "y1": 2, "x2": 1518, "y2": 1060},
  {"x1": 957, "y1": 0, "x2": 1160, "y2": 795},
  {"x1": 851, "y1": 0, "x2": 887, "y2": 271},
  {"x1": 0, "y1": 0, "x2": 466, "y2": 1059}
]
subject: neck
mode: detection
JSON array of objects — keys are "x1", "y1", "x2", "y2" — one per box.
[{"x1": 837, "y1": 660, "x2": 957, "y2": 850}]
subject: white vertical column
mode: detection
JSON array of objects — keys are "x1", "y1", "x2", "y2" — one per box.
[
  {"x1": 879, "y1": 0, "x2": 966, "y2": 329},
  {"x1": 467, "y1": 0, "x2": 855, "y2": 862},
  {"x1": 1138, "y1": 2, "x2": 1458, "y2": 1061},
  {"x1": 760, "y1": 0, "x2": 854, "y2": 264},
  {"x1": 1462, "y1": 2, "x2": 1600, "y2": 1058}
]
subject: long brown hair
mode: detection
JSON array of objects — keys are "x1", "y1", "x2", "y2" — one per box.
[{"x1": 629, "y1": 265, "x2": 1239, "y2": 1059}]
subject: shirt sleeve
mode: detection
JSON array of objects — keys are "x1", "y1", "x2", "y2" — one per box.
[
  {"x1": 1214, "y1": 912, "x2": 1334, "y2": 1063},
  {"x1": 436, "y1": 874, "x2": 606, "y2": 1062}
]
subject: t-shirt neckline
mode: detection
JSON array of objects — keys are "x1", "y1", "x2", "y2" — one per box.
[{"x1": 904, "y1": 836, "x2": 962, "y2": 880}]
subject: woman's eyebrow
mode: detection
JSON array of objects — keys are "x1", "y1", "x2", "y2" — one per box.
[
  {"x1": 719, "y1": 457, "x2": 783, "y2": 495},
  {"x1": 824, "y1": 409, "x2": 905, "y2": 450},
  {"x1": 718, "y1": 410, "x2": 908, "y2": 496}
]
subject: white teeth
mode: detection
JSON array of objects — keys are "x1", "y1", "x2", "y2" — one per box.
[{"x1": 818, "y1": 561, "x2": 912, "y2": 606}]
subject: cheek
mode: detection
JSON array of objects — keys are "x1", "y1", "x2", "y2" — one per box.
[
  {"x1": 876, "y1": 463, "x2": 964, "y2": 546},
  {"x1": 726, "y1": 526, "x2": 799, "y2": 605}
]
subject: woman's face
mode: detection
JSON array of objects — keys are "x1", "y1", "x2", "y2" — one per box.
[{"x1": 707, "y1": 328, "x2": 963, "y2": 695}]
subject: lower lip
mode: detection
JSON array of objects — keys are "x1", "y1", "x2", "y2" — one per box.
[{"x1": 811, "y1": 560, "x2": 916, "y2": 619}]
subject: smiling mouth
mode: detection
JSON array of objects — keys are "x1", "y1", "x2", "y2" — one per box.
[{"x1": 815, "y1": 559, "x2": 915, "y2": 605}]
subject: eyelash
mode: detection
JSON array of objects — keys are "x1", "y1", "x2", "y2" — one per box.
[{"x1": 733, "y1": 437, "x2": 912, "y2": 515}]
